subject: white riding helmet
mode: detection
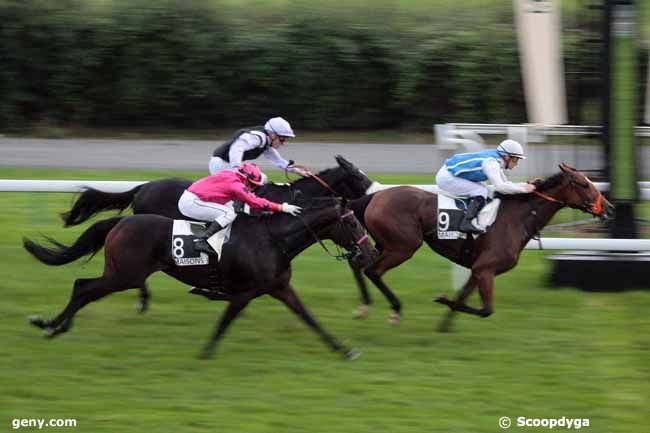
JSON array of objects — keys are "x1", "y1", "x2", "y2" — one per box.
[
  {"x1": 497, "y1": 139, "x2": 526, "y2": 159},
  {"x1": 264, "y1": 117, "x2": 295, "y2": 138}
]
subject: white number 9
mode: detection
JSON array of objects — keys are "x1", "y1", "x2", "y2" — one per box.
[{"x1": 438, "y1": 212, "x2": 450, "y2": 231}]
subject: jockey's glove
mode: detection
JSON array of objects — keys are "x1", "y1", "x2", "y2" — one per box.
[{"x1": 281, "y1": 203, "x2": 302, "y2": 216}]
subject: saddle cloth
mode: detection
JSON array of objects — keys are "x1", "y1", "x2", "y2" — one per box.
[
  {"x1": 437, "y1": 195, "x2": 501, "y2": 240},
  {"x1": 171, "y1": 220, "x2": 232, "y2": 265}
]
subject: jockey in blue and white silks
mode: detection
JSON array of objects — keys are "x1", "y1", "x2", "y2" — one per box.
[{"x1": 435, "y1": 139, "x2": 536, "y2": 233}]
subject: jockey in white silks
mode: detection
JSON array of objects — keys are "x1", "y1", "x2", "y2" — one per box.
[
  {"x1": 209, "y1": 117, "x2": 309, "y2": 183},
  {"x1": 435, "y1": 139, "x2": 536, "y2": 234}
]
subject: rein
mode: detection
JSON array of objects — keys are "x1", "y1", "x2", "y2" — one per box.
[
  {"x1": 526, "y1": 180, "x2": 606, "y2": 248},
  {"x1": 285, "y1": 164, "x2": 340, "y2": 197},
  {"x1": 308, "y1": 172, "x2": 340, "y2": 196},
  {"x1": 533, "y1": 190, "x2": 564, "y2": 205},
  {"x1": 297, "y1": 209, "x2": 365, "y2": 261},
  {"x1": 525, "y1": 191, "x2": 566, "y2": 249}
]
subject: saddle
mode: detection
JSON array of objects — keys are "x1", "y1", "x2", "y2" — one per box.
[
  {"x1": 436, "y1": 195, "x2": 500, "y2": 240},
  {"x1": 171, "y1": 220, "x2": 232, "y2": 265},
  {"x1": 172, "y1": 220, "x2": 226, "y2": 291}
]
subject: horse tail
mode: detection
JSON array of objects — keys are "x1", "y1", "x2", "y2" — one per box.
[
  {"x1": 60, "y1": 185, "x2": 143, "y2": 227},
  {"x1": 348, "y1": 193, "x2": 376, "y2": 228},
  {"x1": 23, "y1": 216, "x2": 124, "y2": 266}
]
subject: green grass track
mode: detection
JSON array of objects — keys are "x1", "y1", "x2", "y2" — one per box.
[{"x1": 1, "y1": 168, "x2": 649, "y2": 432}]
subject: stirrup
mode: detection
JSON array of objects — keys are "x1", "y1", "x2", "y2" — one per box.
[
  {"x1": 459, "y1": 220, "x2": 484, "y2": 234},
  {"x1": 193, "y1": 238, "x2": 216, "y2": 255}
]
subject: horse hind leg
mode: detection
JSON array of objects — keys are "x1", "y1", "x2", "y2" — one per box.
[{"x1": 29, "y1": 276, "x2": 129, "y2": 338}]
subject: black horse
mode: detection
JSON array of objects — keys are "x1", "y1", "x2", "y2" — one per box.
[
  {"x1": 24, "y1": 197, "x2": 377, "y2": 359},
  {"x1": 61, "y1": 155, "x2": 375, "y2": 226}
]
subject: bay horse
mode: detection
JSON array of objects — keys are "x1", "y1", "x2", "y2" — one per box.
[
  {"x1": 61, "y1": 155, "x2": 375, "y2": 226},
  {"x1": 347, "y1": 163, "x2": 615, "y2": 327},
  {"x1": 24, "y1": 197, "x2": 378, "y2": 359}
]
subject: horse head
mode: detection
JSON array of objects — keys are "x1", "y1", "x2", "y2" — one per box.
[
  {"x1": 334, "y1": 155, "x2": 374, "y2": 198},
  {"x1": 299, "y1": 197, "x2": 378, "y2": 268},
  {"x1": 539, "y1": 163, "x2": 615, "y2": 221}
]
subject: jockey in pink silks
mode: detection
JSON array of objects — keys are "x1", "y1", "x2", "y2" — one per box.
[{"x1": 178, "y1": 162, "x2": 302, "y2": 256}]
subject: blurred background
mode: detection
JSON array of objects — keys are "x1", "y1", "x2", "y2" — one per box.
[{"x1": 1, "y1": 1, "x2": 649, "y2": 432}]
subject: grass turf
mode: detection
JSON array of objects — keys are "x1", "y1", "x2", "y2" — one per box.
[{"x1": 1, "y1": 167, "x2": 649, "y2": 432}]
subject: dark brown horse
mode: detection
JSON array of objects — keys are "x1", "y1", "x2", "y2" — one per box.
[
  {"x1": 24, "y1": 197, "x2": 377, "y2": 359},
  {"x1": 347, "y1": 163, "x2": 615, "y2": 327}
]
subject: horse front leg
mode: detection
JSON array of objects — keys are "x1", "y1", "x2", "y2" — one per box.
[
  {"x1": 348, "y1": 258, "x2": 372, "y2": 319},
  {"x1": 435, "y1": 270, "x2": 494, "y2": 318},
  {"x1": 364, "y1": 251, "x2": 412, "y2": 325},
  {"x1": 270, "y1": 284, "x2": 360, "y2": 360},
  {"x1": 200, "y1": 291, "x2": 253, "y2": 359},
  {"x1": 435, "y1": 275, "x2": 477, "y2": 332},
  {"x1": 137, "y1": 283, "x2": 150, "y2": 313}
]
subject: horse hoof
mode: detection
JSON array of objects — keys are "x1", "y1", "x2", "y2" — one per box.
[
  {"x1": 28, "y1": 315, "x2": 46, "y2": 329},
  {"x1": 353, "y1": 304, "x2": 370, "y2": 319},
  {"x1": 389, "y1": 311, "x2": 401, "y2": 326},
  {"x1": 344, "y1": 348, "x2": 361, "y2": 361},
  {"x1": 198, "y1": 346, "x2": 215, "y2": 360},
  {"x1": 433, "y1": 295, "x2": 448, "y2": 304},
  {"x1": 136, "y1": 301, "x2": 148, "y2": 314},
  {"x1": 43, "y1": 327, "x2": 57, "y2": 338}
]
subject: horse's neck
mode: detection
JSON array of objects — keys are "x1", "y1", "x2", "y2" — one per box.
[
  {"x1": 293, "y1": 177, "x2": 329, "y2": 196},
  {"x1": 271, "y1": 208, "x2": 336, "y2": 260},
  {"x1": 504, "y1": 194, "x2": 563, "y2": 244}
]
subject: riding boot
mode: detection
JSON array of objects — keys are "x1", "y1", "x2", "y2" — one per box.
[
  {"x1": 459, "y1": 196, "x2": 487, "y2": 234},
  {"x1": 193, "y1": 221, "x2": 225, "y2": 255}
]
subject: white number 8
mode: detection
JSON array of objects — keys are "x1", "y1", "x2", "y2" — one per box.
[
  {"x1": 172, "y1": 237, "x2": 185, "y2": 258},
  {"x1": 438, "y1": 212, "x2": 450, "y2": 231}
]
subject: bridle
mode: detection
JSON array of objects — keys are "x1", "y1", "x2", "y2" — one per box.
[
  {"x1": 525, "y1": 176, "x2": 605, "y2": 247},
  {"x1": 532, "y1": 177, "x2": 605, "y2": 217},
  {"x1": 297, "y1": 208, "x2": 370, "y2": 261}
]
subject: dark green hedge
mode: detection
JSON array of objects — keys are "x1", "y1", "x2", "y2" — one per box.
[{"x1": 0, "y1": 0, "x2": 636, "y2": 131}]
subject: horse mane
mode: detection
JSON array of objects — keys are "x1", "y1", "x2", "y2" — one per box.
[
  {"x1": 536, "y1": 172, "x2": 566, "y2": 192},
  {"x1": 497, "y1": 171, "x2": 566, "y2": 201}
]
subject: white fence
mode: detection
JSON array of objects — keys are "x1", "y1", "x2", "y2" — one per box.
[
  {"x1": 2, "y1": 179, "x2": 650, "y2": 199},
  {"x1": 2, "y1": 179, "x2": 649, "y2": 252}
]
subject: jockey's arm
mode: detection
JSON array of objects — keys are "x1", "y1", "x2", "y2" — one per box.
[
  {"x1": 263, "y1": 147, "x2": 295, "y2": 171},
  {"x1": 483, "y1": 158, "x2": 531, "y2": 194},
  {"x1": 232, "y1": 183, "x2": 282, "y2": 213}
]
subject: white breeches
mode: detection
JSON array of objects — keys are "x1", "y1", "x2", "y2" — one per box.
[
  {"x1": 208, "y1": 157, "x2": 231, "y2": 175},
  {"x1": 435, "y1": 167, "x2": 489, "y2": 198},
  {"x1": 208, "y1": 156, "x2": 269, "y2": 184},
  {"x1": 178, "y1": 190, "x2": 238, "y2": 226}
]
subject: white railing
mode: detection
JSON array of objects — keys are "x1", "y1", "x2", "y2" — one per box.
[
  {"x1": 438, "y1": 123, "x2": 650, "y2": 138},
  {"x1": 523, "y1": 238, "x2": 650, "y2": 251},
  {"x1": 2, "y1": 179, "x2": 650, "y2": 253},
  {"x1": 2, "y1": 179, "x2": 649, "y2": 200}
]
